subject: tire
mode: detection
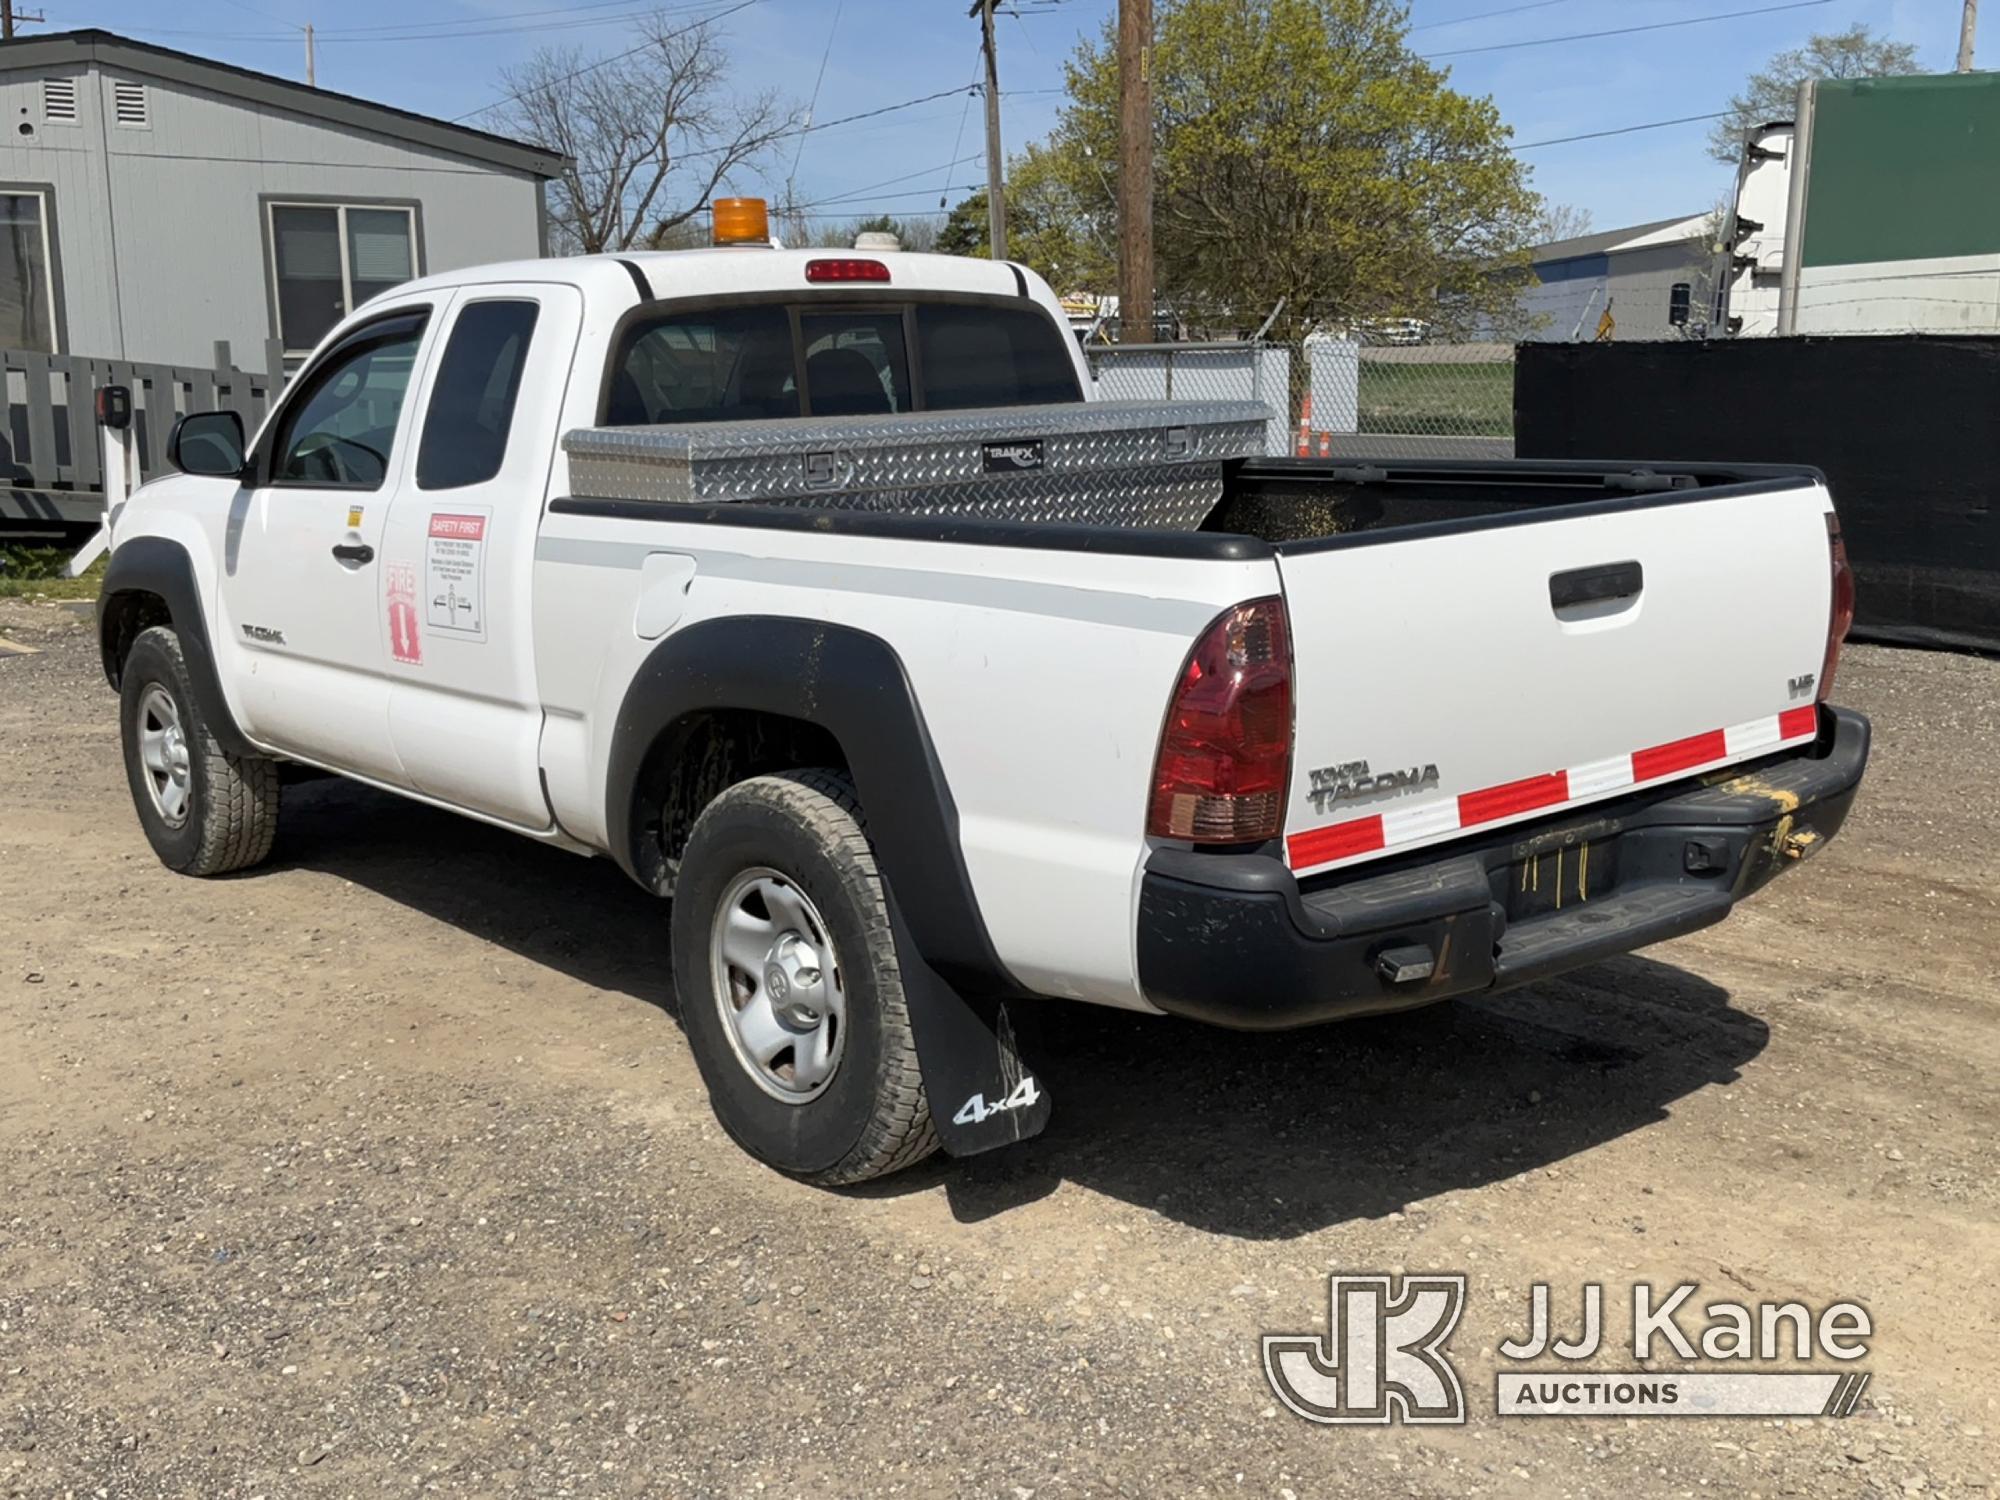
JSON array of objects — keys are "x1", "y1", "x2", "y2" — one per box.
[
  {"x1": 671, "y1": 769, "x2": 939, "y2": 1185},
  {"x1": 118, "y1": 625, "x2": 280, "y2": 877}
]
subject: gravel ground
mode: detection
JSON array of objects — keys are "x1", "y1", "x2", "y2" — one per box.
[{"x1": 2, "y1": 599, "x2": 1996, "y2": 1498}]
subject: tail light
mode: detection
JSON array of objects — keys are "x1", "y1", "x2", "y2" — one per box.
[
  {"x1": 1147, "y1": 597, "x2": 1292, "y2": 843},
  {"x1": 1819, "y1": 513, "x2": 1855, "y2": 702}
]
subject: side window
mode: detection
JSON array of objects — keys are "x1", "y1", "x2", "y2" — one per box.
[
  {"x1": 416, "y1": 300, "x2": 540, "y2": 489},
  {"x1": 271, "y1": 312, "x2": 428, "y2": 489},
  {"x1": 605, "y1": 304, "x2": 798, "y2": 425}
]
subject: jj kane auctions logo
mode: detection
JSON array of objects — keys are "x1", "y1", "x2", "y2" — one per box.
[{"x1": 1265, "y1": 1274, "x2": 1873, "y2": 1423}]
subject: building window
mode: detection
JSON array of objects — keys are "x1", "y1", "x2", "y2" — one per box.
[
  {"x1": 0, "y1": 190, "x2": 59, "y2": 353},
  {"x1": 267, "y1": 201, "x2": 420, "y2": 356},
  {"x1": 1668, "y1": 282, "x2": 1692, "y2": 327}
]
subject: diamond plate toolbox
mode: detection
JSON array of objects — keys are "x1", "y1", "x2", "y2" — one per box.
[{"x1": 559, "y1": 399, "x2": 1271, "y2": 528}]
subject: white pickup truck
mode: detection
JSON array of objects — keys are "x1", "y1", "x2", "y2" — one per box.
[{"x1": 95, "y1": 222, "x2": 1867, "y2": 1183}]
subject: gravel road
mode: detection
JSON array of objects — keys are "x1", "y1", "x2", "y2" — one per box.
[{"x1": 2, "y1": 597, "x2": 1996, "y2": 1498}]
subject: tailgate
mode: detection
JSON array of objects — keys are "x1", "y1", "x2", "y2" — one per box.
[{"x1": 1280, "y1": 480, "x2": 1835, "y2": 875}]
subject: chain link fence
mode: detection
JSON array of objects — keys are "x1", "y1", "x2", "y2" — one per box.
[{"x1": 1087, "y1": 338, "x2": 1516, "y2": 459}]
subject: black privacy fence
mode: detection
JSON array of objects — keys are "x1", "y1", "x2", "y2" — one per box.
[{"x1": 1515, "y1": 334, "x2": 2000, "y2": 654}]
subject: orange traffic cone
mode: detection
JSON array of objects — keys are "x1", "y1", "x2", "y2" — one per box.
[{"x1": 1296, "y1": 391, "x2": 1314, "y2": 456}]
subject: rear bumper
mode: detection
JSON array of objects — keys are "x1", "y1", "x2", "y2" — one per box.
[{"x1": 1136, "y1": 706, "x2": 1869, "y2": 1030}]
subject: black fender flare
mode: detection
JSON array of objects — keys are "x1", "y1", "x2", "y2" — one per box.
[
  {"x1": 99, "y1": 535, "x2": 256, "y2": 759},
  {"x1": 604, "y1": 615, "x2": 1020, "y2": 1000}
]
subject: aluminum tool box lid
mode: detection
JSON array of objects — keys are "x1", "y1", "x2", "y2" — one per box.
[{"x1": 559, "y1": 399, "x2": 1271, "y2": 529}]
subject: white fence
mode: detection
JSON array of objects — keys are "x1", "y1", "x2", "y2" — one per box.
[
  {"x1": 1088, "y1": 337, "x2": 1516, "y2": 460},
  {"x1": 1086, "y1": 341, "x2": 1295, "y2": 455},
  {"x1": 0, "y1": 346, "x2": 278, "y2": 537}
]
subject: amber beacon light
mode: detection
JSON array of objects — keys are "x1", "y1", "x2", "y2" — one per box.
[{"x1": 711, "y1": 197, "x2": 771, "y2": 246}]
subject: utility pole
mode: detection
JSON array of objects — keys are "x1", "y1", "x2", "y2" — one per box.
[
  {"x1": 971, "y1": 0, "x2": 1007, "y2": 260},
  {"x1": 305, "y1": 23, "x2": 317, "y2": 87},
  {"x1": 1959, "y1": 0, "x2": 1978, "y2": 72},
  {"x1": 1117, "y1": 0, "x2": 1154, "y2": 342},
  {"x1": 2, "y1": 3, "x2": 48, "y2": 41}
]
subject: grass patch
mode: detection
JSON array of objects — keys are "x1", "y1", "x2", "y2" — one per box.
[
  {"x1": 0, "y1": 544, "x2": 103, "y2": 601},
  {"x1": 1357, "y1": 359, "x2": 1514, "y2": 437}
]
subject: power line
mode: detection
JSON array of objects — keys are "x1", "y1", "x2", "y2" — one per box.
[
  {"x1": 127, "y1": 0, "x2": 739, "y2": 42},
  {"x1": 319, "y1": 0, "x2": 708, "y2": 35},
  {"x1": 1511, "y1": 110, "x2": 1734, "y2": 150},
  {"x1": 318, "y1": 7, "x2": 693, "y2": 44},
  {"x1": 209, "y1": 0, "x2": 300, "y2": 28},
  {"x1": 1409, "y1": 0, "x2": 1574, "y2": 32},
  {"x1": 450, "y1": 0, "x2": 768, "y2": 121},
  {"x1": 787, "y1": 186, "x2": 986, "y2": 217},
  {"x1": 603, "y1": 81, "x2": 978, "y2": 181},
  {"x1": 1421, "y1": 0, "x2": 1832, "y2": 59},
  {"x1": 939, "y1": 48, "x2": 980, "y2": 207},
  {"x1": 787, "y1": 0, "x2": 846, "y2": 180},
  {"x1": 807, "y1": 153, "x2": 986, "y2": 207},
  {"x1": 681, "y1": 82, "x2": 980, "y2": 162}
]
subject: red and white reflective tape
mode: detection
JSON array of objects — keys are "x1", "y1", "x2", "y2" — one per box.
[{"x1": 1285, "y1": 705, "x2": 1820, "y2": 873}]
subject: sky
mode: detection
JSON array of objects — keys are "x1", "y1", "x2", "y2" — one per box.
[{"x1": 41, "y1": 0, "x2": 1972, "y2": 235}]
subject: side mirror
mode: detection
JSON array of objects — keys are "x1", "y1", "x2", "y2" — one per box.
[{"x1": 168, "y1": 409, "x2": 247, "y2": 478}]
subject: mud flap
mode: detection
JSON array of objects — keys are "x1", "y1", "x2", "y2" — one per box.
[{"x1": 886, "y1": 895, "x2": 1050, "y2": 1157}]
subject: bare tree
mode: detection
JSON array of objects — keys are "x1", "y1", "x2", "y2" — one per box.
[
  {"x1": 791, "y1": 214, "x2": 945, "y2": 252},
  {"x1": 1532, "y1": 202, "x2": 1593, "y2": 248},
  {"x1": 495, "y1": 11, "x2": 796, "y2": 255},
  {"x1": 1706, "y1": 25, "x2": 1920, "y2": 163}
]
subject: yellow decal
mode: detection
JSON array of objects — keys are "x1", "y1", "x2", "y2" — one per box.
[{"x1": 346, "y1": 506, "x2": 364, "y2": 529}]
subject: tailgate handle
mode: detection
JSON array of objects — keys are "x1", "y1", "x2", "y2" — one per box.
[{"x1": 1550, "y1": 560, "x2": 1643, "y2": 611}]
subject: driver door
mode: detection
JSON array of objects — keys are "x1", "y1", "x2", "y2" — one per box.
[{"x1": 219, "y1": 299, "x2": 443, "y2": 784}]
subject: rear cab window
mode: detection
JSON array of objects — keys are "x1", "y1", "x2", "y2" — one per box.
[{"x1": 602, "y1": 295, "x2": 1081, "y2": 426}]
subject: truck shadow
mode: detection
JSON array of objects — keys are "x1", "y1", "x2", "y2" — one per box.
[
  {"x1": 932, "y1": 964, "x2": 1766, "y2": 1236},
  {"x1": 274, "y1": 779, "x2": 1769, "y2": 1242}
]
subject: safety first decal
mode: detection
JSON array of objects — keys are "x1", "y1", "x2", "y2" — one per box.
[{"x1": 425, "y1": 511, "x2": 490, "y2": 642}]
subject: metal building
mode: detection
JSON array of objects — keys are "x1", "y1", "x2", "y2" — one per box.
[
  {"x1": 1516, "y1": 214, "x2": 1711, "y2": 342},
  {"x1": 0, "y1": 29, "x2": 563, "y2": 372}
]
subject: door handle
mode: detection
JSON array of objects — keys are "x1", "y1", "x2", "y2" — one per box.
[
  {"x1": 331, "y1": 542, "x2": 375, "y2": 565},
  {"x1": 1550, "y1": 560, "x2": 1642, "y2": 611}
]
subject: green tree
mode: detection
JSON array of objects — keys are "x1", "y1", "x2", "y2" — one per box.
[
  {"x1": 1706, "y1": 25, "x2": 1921, "y2": 163},
  {"x1": 935, "y1": 191, "x2": 990, "y2": 259},
  {"x1": 935, "y1": 146, "x2": 1114, "y2": 291},
  {"x1": 1034, "y1": 0, "x2": 1537, "y2": 340}
]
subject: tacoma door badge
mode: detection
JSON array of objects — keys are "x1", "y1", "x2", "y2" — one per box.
[{"x1": 1309, "y1": 759, "x2": 1440, "y2": 814}]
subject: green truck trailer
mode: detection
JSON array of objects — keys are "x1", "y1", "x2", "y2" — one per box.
[{"x1": 1722, "y1": 70, "x2": 2000, "y2": 336}]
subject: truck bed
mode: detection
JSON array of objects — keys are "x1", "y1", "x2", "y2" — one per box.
[{"x1": 1204, "y1": 455, "x2": 1827, "y2": 549}]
